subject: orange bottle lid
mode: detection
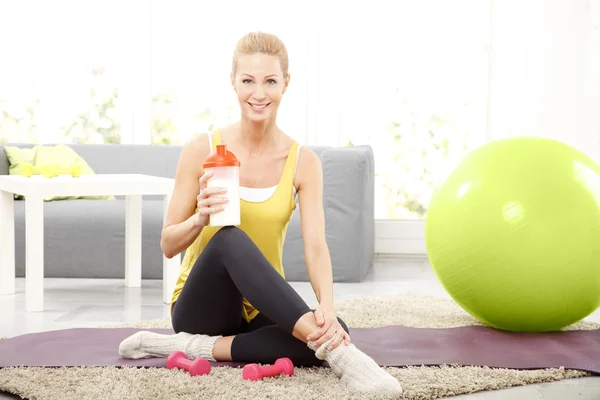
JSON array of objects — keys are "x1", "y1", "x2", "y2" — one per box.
[{"x1": 203, "y1": 144, "x2": 240, "y2": 168}]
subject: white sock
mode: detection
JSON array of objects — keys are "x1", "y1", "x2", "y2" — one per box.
[
  {"x1": 118, "y1": 331, "x2": 221, "y2": 361},
  {"x1": 309, "y1": 339, "x2": 403, "y2": 396}
]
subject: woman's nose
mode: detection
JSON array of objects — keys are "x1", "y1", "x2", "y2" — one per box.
[{"x1": 253, "y1": 86, "x2": 266, "y2": 99}]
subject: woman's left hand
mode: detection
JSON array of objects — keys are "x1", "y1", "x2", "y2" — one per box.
[{"x1": 307, "y1": 307, "x2": 351, "y2": 351}]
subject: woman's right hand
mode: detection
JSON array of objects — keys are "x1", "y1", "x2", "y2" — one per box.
[{"x1": 193, "y1": 170, "x2": 228, "y2": 227}]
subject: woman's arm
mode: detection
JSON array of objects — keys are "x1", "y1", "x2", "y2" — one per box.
[
  {"x1": 295, "y1": 148, "x2": 334, "y2": 311},
  {"x1": 161, "y1": 134, "x2": 210, "y2": 259},
  {"x1": 296, "y1": 147, "x2": 350, "y2": 349}
]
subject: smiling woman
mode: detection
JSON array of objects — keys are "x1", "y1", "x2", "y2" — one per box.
[
  {"x1": 118, "y1": 30, "x2": 404, "y2": 397},
  {"x1": 231, "y1": 32, "x2": 290, "y2": 123}
]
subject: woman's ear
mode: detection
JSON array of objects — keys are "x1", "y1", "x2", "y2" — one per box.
[{"x1": 283, "y1": 73, "x2": 291, "y2": 94}]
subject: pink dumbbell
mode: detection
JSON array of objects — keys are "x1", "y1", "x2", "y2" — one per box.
[
  {"x1": 166, "y1": 351, "x2": 211, "y2": 377},
  {"x1": 242, "y1": 357, "x2": 294, "y2": 381}
]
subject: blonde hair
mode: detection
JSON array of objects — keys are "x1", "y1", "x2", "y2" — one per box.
[{"x1": 231, "y1": 32, "x2": 289, "y2": 78}]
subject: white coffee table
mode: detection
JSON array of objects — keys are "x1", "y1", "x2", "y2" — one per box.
[{"x1": 0, "y1": 174, "x2": 181, "y2": 312}]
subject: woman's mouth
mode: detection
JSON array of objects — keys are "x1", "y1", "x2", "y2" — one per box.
[{"x1": 248, "y1": 102, "x2": 270, "y2": 111}]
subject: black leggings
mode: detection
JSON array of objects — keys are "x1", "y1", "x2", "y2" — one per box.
[{"x1": 171, "y1": 226, "x2": 349, "y2": 367}]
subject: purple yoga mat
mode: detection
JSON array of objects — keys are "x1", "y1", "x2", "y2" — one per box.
[{"x1": 1, "y1": 326, "x2": 600, "y2": 374}]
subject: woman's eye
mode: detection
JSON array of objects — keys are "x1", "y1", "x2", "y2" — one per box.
[
  {"x1": 268, "y1": 79, "x2": 277, "y2": 84},
  {"x1": 243, "y1": 79, "x2": 252, "y2": 84}
]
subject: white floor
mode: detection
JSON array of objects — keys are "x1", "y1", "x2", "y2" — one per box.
[{"x1": 1, "y1": 256, "x2": 599, "y2": 399}]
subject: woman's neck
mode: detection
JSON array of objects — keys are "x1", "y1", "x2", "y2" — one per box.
[{"x1": 236, "y1": 118, "x2": 281, "y2": 156}]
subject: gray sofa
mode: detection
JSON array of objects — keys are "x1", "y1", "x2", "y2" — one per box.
[{"x1": 0, "y1": 143, "x2": 375, "y2": 283}]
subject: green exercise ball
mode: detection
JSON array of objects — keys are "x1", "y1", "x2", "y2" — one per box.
[{"x1": 425, "y1": 136, "x2": 600, "y2": 332}]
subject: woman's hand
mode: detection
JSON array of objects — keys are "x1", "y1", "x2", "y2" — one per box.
[
  {"x1": 193, "y1": 170, "x2": 229, "y2": 227},
  {"x1": 307, "y1": 307, "x2": 351, "y2": 351}
]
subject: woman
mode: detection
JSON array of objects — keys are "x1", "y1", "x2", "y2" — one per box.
[{"x1": 119, "y1": 31, "x2": 402, "y2": 396}]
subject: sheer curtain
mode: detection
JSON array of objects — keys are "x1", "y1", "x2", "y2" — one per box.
[
  {"x1": 305, "y1": 1, "x2": 492, "y2": 223},
  {"x1": 2, "y1": 1, "x2": 598, "y2": 254},
  {"x1": 0, "y1": 0, "x2": 132, "y2": 145}
]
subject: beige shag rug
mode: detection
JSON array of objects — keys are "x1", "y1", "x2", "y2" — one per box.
[{"x1": 1, "y1": 293, "x2": 598, "y2": 400}]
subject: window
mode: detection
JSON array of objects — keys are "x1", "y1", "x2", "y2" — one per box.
[
  {"x1": 3, "y1": 1, "x2": 599, "y2": 255},
  {"x1": 0, "y1": 1, "x2": 132, "y2": 145},
  {"x1": 306, "y1": 1, "x2": 492, "y2": 220}
]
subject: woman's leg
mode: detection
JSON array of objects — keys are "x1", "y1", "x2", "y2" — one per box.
[
  {"x1": 180, "y1": 226, "x2": 312, "y2": 334},
  {"x1": 121, "y1": 226, "x2": 402, "y2": 396},
  {"x1": 174, "y1": 226, "x2": 325, "y2": 346},
  {"x1": 119, "y1": 227, "x2": 247, "y2": 360},
  {"x1": 189, "y1": 228, "x2": 402, "y2": 395},
  {"x1": 120, "y1": 225, "x2": 315, "y2": 360},
  {"x1": 232, "y1": 311, "x2": 402, "y2": 396},
  {"x1": 230, "y1": 312, "x2": 350, "y2": 367},
  {"x1": 170, "y1": 231, "x2": 247, "y2": 337}
]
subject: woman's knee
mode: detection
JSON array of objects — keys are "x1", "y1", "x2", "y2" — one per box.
[
  {"x1": 202, "y1": 226, "x2": 248, "y2": 258},
  {"x1": 211, "y1": 226, "x2": 248, "y2": 246}
]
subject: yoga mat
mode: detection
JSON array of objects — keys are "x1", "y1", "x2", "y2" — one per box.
[{"x1": 1, "y1": 326, "x2": 600, "y2": 374}]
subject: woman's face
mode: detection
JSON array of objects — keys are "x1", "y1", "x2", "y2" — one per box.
[{"x1": 232, "y1": 53, "x2": 289, "y2": 123}]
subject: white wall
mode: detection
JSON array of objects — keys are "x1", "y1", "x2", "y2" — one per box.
[{"x1": 489, "y1": 0, "x2": 600, "y2": 161}]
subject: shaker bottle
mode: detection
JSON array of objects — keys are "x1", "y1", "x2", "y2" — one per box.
[{"x1": 202, "y1": 144, "x2": 241, "y2": 227}]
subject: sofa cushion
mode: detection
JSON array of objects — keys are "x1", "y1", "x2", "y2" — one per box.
[
  {"x1": 3, "y1": 144, "x2": 114, "y2": 201},
  {"x1": 283, "y1": 145, "x2": 375, "y2": 282},
  {"x1": 65, "y1": 144, "x2": 183, "y2": 178}
]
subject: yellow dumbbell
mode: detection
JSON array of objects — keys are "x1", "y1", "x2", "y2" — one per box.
[
  {"x1": 19, "y1": 163, "x2": 82, "y2": 178},
  {"x1": 47, "y1": 164, "x2": 82, "y2": 178},
  {"x1": 19, "y1": 163, "x2": 54, "y2": 178},
  {"x1": 19, "y1": 163, "x2": 36, "y2": 177}
]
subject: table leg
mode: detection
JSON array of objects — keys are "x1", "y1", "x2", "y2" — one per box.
[
  {"x1": 26, "y1": 196, "x2": 44, "y2": 312},
  {"x1": 0, "y1": 191, "x2": 15, "y2": 295},
  {"x1": 125, "y1": 195, "x2": 142, "y2": 288},
  {"x1": 162, "y1": 192, "x2": 181, "y2": 304}
]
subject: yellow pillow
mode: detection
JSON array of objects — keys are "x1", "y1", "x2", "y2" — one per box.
[{"x1": 5, "y1": 144, "x2": 115, "y2": 201}]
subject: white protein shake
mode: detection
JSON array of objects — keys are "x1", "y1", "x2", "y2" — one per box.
[{"x1": 202, "y1": 144, "x2": 241, "y2": 227}]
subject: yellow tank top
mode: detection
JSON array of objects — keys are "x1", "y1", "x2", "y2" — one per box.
[{"x1": 171, "y1": 129, "x2": 299, "y2": 323}]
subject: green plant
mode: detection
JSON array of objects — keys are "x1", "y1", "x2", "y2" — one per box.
[
  {"x1": 151, "y1": 91, "x2": 179, "y2": 145},
  {"x1": 151, "y1": 97, "x2": 236, "y2": 145},
  {"x1": 61, "y1": 87, "x2": 121, "y2": 144},
  {"x1": 352, "y1": 99, "x2": 479, "y2": 220},
  {"x1": 0, "y1": 98, "x2": 40, "y2": 144}
]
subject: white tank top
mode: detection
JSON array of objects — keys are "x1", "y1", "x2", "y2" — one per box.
[{"x1": 208, "y1": 133, "x2": 302, "y2": 203}]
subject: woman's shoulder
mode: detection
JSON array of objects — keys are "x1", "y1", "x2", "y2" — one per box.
[
  {"x1": 183, "y1": 132, "x2": 211, "y2": 154},
  {"x1": 294, "y1": 145, "x2": 322, "y2": 188},
  {"x1": 296, "y1": 145, "x2": 319, "y2": 168},
  {"x1": 176, "y1": 133, "x2": 212, "y2": 174}
]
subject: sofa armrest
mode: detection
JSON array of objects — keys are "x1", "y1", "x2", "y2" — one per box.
[
  {"x1": 282, "y1": 144, "x2": 375, "y2": 283},
  {"x1": 0, "y1": 146, "x2": 10, "y2": 176},
  {"x1": 322, "y1": 145, "x2": 375, "y2": 282},
  {"x1": 283, "y1": 146, "x2": 375, "y2": 282}
]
